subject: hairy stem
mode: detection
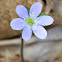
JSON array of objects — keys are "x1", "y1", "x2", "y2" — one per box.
[{"x1": 21, "y1": 39, "x2": 24, "y2": 62}]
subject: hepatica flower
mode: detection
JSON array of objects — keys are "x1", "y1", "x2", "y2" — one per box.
[{"x1": 10, "y1": 2, "x2": 54, "y2": 41}]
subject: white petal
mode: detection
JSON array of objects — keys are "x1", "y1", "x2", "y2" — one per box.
[
  {"x1": 29, "y1": 2, "x2": 43, "y2": 17},
  {"x1": 10, "y1": 18, "x2": 25, "y2": 30},
  {"x1": 22, "y1": 27, "x2": 32, "y2": 41},
  {"x1": 32, "y1": 25, "x2": 47, "y2": 39},
  {"x1": 16, "y1": 5, "x2": 29, "y2": 18},
  {"x1": 36, "y1": 16, "x2": 54, "y2": 26}
]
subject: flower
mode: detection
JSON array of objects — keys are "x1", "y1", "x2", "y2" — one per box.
[{"x1": 10, "y1": 2, "x2": 54, "y2": 41}]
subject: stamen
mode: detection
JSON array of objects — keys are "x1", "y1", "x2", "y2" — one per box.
[{"x1": 27, "y1": 18, "x2": 34, "y2": 25}]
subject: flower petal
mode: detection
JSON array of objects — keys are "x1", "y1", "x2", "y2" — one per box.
[
  {"x1": 10, "y1": 18, "x2": 25, "y2": 30},
  {"x1": 29, "y1": 2, "x2": 43, "y2": 17},
  {"x1": 32, "y1": 25, "x2": 47, "y2": 39},
  {"x1": 22, "y1": 27, "x2": 32, "y2": 41},
  {"x1": 16, "y1": 5, "x2": 29, "y2": 18},
  {"x1": 36, "y1": 16, "x2": 54, "y2": 26}
]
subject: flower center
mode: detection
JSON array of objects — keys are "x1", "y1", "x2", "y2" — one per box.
[{"x1": 27, "y1": 18, "x2": 34, "y2": 25}]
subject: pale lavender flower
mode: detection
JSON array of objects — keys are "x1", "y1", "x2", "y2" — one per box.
[{"x1": 10, "y1": 2, "x2": 54, "y2": 41}]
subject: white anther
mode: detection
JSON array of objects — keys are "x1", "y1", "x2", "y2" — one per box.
[
  {"x1": 33, "y1": 29, "x2": 35, "y2": 30},
  {"x1": 23, "y1": 17, "x2": 24, "y2": 18},
  {"x1": 23, "y1": 25, "x2": 24, "y2": 26},
  {"x1": 33, "y1": 12, "x2": 34, "y2": 15}
]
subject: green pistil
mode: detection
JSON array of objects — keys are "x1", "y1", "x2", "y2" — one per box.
[{"x1": 27, "y1": 18, "x2": 34, "y2": 25}]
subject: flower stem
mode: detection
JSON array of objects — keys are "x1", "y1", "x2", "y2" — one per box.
[{"x1": 21, "y1": 38, "x2": 24, "y2": 62}]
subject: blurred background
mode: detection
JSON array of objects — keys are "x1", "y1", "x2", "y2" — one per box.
[{"x1": 0, "y1": 0, "x2": 62, "y2": 62}]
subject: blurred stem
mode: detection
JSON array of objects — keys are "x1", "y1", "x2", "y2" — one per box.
[{"x1": 21, "y1": 39, "x2": 24, "y2": 62}]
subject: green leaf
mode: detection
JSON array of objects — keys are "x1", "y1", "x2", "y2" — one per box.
[
  {"x1": 25, "y1": 6, "x2": 30, "y2": 13},
  {"x1": 38, "y1": 13, "x2": 47, "y2": 17}
]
